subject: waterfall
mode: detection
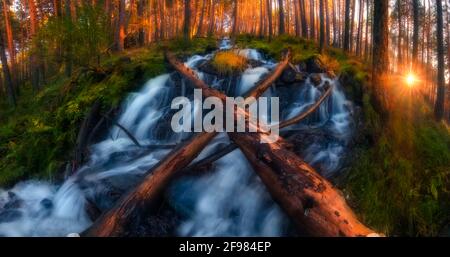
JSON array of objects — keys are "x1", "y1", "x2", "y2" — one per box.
[{"x1": 0, "y1": 39, "x2": 354, "y2": 237}]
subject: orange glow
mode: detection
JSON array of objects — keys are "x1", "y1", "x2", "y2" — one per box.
[{"x1": 405, "y1": 73, "x2": 418, "y2": 87}]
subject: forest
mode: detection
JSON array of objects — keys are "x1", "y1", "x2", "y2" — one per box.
[{"x1": 0, "y1": 0, "x2": 449, "y2": 237}]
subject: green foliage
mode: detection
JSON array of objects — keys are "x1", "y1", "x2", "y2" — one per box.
[
  {"x1": 37, "y1": 4, "x2": 110, "y2": 69},
  {"x1": 346, "y1": 96, "x2": 450, "y2": 236},
  {"x1": 0, "y1": 37, "x2": 216, "y2": 187}
]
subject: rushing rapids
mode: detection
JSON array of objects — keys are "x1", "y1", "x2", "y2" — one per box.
[{"x1": 0, "y1": 39, "x2": 355, "y2": 237}]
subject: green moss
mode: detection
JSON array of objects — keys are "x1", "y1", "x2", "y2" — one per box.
[
  {"x1": 0, "y1": 37, "x2": 217, "y2": 187},
  {"x1": 346, "y1": 93, "x2": 450, "y2": 236}
]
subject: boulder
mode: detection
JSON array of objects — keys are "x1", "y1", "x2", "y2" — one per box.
[
  {"x1": 281, "y1": 68, "x2": 297, "y2": 84},
  {"x1": 305, "y1": 56, "x2": 326, "y2": 73},
  {"x1": 310, "y1": 73, "x2": 322, "y2": 86}
]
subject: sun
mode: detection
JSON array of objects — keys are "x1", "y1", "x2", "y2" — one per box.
[{"x1": 406, "y1": 73, "x2": 417, "y2": 87}]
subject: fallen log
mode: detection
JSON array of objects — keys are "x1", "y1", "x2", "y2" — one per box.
[
  {"x1": 168, "y1": 53, "x2": 377, "y2": 236},
  {"x1": 183, "y1": 85, "x2": 334, "y2": 175},
  {"x1": 82, "y1": 132, "x2": 217, "y2": 236},
  {"x1": 274, "y1": 84, "x2": 333, "y2": 129},
  {"x1": 228, "y1": 131, "x2": 377, "y2": 237},
  {"x1": 83, "y1": 49, "x2": 291, "y2": 236}
]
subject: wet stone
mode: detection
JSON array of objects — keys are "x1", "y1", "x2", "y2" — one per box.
[
  {"x1": 0, "y1": 209, "x2": 22, "y2": 223},
  {"x1": 310, "y1": 74, "x2": 322, "y2": 86},
  {"x1": 40, "y1": 198, "x2": 53, "y2": 209}
]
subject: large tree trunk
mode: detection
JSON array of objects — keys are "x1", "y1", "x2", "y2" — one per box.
[
  {"x1": 309, "y1": 0, "x2": 315, "y2": 39},
  {"x1": 137, "y1": 0, "x2": 145, "y2": 46},
  {"x1": 2, "y1": 0, "x2": 15, "y2": 87},
  {"x1": 82, "y1": 131, "x2": 218, "y2": 236},
  {"x1": 412, "y1": 0, "x2": 420, "y2": 65},
  {"x1": 64, "y1": 0, "x2": 73, "y2": 77},
  {"x1": 372, "y1": 0, "x2": 390, "y2": 114},
  {"x1": 343, "y1": 0, "x2": 351, "y2": 52},
  {"x1": 319, "y1": 0, "x2": 325, "y2": 53},
  {"x1": 278, "y1": 0, "x2": 285, "y2": 35},
  {"x1": 28, "y1": 0, "x2": 40, "y2": 90},
  {"x1": 299, "y1": 0, "x2": 307, "y2": 38},
  {"x1": 114, "y1": 0, "x2": 126, "y2": 51},
  {"x1": 232, "y1": 0, "x2": 238, "y2": 36},
  {"x1": 397, "y1": 0, "x2": 402, "y2": 69},
  {"x1": 183, "y1": 0, "x2": 191, "y2": 40},
  {"x1": 228, "y1": 131, "x2": 377, "y2": 236},
  {"x1": 0, "y1": 26, "x2": 15, "y2": 106},
  {"x1": 267, "y1": 0, "x2": 273, "y2": 39},
  {"x1": 196, "y1": 0, "x2": 207, "y2": 37},
  {"x1": 435, "y1": 0, "x2": 446, "y2": 121},
  {"x1": 208, "y1": 0, "x2": 215, "y2": 36}
]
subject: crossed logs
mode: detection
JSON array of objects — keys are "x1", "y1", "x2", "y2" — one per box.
[{"x1": 82, "y1": 49, "x2": 379, "y2": 237}]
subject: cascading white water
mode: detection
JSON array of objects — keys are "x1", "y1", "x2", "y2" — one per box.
[{"x1": 0, "y1": 39, "x2": 354, "y2": 237}]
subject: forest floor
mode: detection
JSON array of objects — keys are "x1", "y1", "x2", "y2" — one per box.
[{"x1": 0, "y1": 35, "x2": 449, "y2": 236}]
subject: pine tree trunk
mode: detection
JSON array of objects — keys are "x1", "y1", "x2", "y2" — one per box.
[
  {"x1": 267, "y1": 0, "x2": 273, "y2": 39},
  {"x1": 278, "y1": 0, "x2": 285, "y2": 34},
  {"x1": 434, "y1": 0, "x2": 446, "y2": 121},
  {"x1": 183, "y1": 0, "x2": 191, "y2": 40},
  {"x1": 412, "y1": 0, "x2": 420, "y2": 65},
  {"x1": 0, "y1": 28, "x2": 15, "y2": 106},
  {"x1": 372, "y1": 0, "x2": 390, "y2": 113},
  {"x1": 196, "y1": 0, "x2": 207, "y2": 37},
  {"x1": 319, "y1": 0, "x2": 325, "y2": 53},
  {"x1": 137, "y1": 0, "x2": 145, "y2": 46},
  {"x1": 114, "y1": 0, "x2": 126, "y2": 51},
  {"x1": 344, "y1": 0, "x2": 351, "y2": 52}
]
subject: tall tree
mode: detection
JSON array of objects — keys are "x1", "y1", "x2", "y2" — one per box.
[
  {"x1": 0, "y1": 26, "x2": 15, "y2": 106},
  {"x1": 299, "y1": 0, "x2": 307, "y2": 38},
  {"x1": 267, "y1": 0, "x2": 273, "y2": 39},
  {"x1": 114, "y1": 0, "x2": 126, "y2": 51},
  {"x1": 137, "y1": 0, "x2": 145, "y2": 46},
  {"x1": 343, "y1": 0, "x2": 351, "y2": 52},
  {"x1": 28, "y1": 0, "x2": 40, "y2": 90},
  {"x1": 278, "y1": 0, "x2": 285, "y2": 34},
  {"x1": 372, "y1": 0, "x2": 390, "y2": 113},
  {"x1": 319, "y1": 0, "x2": 325, "y2": 53},
  {"x1": 183, "y1": 0, "x2": 191, "y2": 40},
  {"x1": 412, "y1": 0, "x2": 420, "y2": 66},
  {"x1": 434, "y1": 0, "x2": 445, "y2": 120},
  {"x1": 232, "y1": 0, "x2": 238, "y2": 36}
]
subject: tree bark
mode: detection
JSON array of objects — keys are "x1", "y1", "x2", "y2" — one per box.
[
  {"x1": 114, "y1": 0, "x2": 126, "y2": 51},
  {"x1": 267, "y1": 0, "x2": 273, "y2": 39},
  {"x1": 0, "y1": 26, "x2": 15, "y2": 106},
  {"x1": 28, "y1": 0, "x2": 40, "y2": 90},
  {"x1": 183, "y1": 0, "x2": 191, "y2": 40},
  {"x1": 435, "y1": 0, "x2": 446, "y2": 121},
  {"x1": 343, "y1": 0, "x2": 351, "y2": 52},
  {"x1": 412, "y1": 0, "x2": 420, "y2": 65},
  {"x1": 278, "y1": 0, "x2": 285, "y2": 34},
  {"x1": 372, "y1": 0, "x2": 390, "y2": 113},
  {"x1": 319, "y1": 0, "x2": 325, "y2": 53}
]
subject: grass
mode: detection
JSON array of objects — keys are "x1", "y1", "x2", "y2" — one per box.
[{"x1": 211, "y1": 51, "x2": 248, "y2": 75}]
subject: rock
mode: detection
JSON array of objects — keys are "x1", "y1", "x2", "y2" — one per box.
[
  {"x1": 295, "y1": 72, "x2": 308, "y2": 83},
  {"x1": 305, "y1": 56, "x2": 326, "y2": 73},
  {"x1": 281, "y1": 68, "x2": 297, "y2": 84},
  {"x1": 0, "y1": 209, "x2": 22, "y2": 223},
  {"x1": 40, "y1": 198, "x2": 53, "y2": 209},
  {"x1": 310, "y1": 74, "x2": 322, "y2": 86}
]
